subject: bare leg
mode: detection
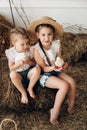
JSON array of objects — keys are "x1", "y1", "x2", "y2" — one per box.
[
  {"x1": 10, "y1": 71, "x2": 28, "y2": 104},
  {"x1": 59, "y1": 73, "x2": 76, "y2": 114},
  {"x1": 27, "y1": 66, "x2": 40, "y2": 98},
  {"x1": 46, "y1": 76, "x2": 69, "y2": 125}
]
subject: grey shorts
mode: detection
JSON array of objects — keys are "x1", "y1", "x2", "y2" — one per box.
[{"x1": 39, "y1": 71, "x2": 61, "y2": 88}]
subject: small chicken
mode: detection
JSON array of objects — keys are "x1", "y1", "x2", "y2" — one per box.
[{"x1": 55, "y1": 56, "x2": 64, "y2": 67}]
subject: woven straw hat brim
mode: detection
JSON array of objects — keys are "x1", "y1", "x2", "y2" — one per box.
[{"x1": 28, "y1": 16, "x2": 63, "y2": 45}]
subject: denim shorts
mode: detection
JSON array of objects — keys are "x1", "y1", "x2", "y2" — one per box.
[
  {"x1": 17, "y1": 67, "x2": 33, "y2": 89},
  {"x1": 39, "y1": 71, "x2": 61, "y2": 88}
]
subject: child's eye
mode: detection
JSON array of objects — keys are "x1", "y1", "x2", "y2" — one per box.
[
  {"x1": 26, "y1": 42, "x2": 29, "y2": 45},
  {"x1": 42, "y1": 34, "x2": 45, "y2": 36}
]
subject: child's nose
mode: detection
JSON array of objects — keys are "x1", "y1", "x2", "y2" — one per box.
[{"x1": 45, "y1": 36, "x2": 49, "y2": 40}]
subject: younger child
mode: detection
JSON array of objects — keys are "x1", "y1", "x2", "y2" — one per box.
[
  {"x1": 5, "y1": 27, "x2": 40, "y2": 104},
  {"x1": 28, "y1": 16, "x2": 76, "y2": 125}
]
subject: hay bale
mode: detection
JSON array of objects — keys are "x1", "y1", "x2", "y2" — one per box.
[
  {"x1": 0, "y1": 58, "x2": 55, "y2": 111},
  {"x1": 0, "y1": 15, "x2": 13, "y2": 58},
  {"x1": 60, "y1": 32, "x2": 87, "y2": 64}
]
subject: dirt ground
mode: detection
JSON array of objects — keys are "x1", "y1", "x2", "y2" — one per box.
[{"x1": 0, "y1": 61, "x2": 87, "y2": 130}]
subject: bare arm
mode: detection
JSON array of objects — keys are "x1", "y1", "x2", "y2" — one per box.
[
  {"x1": 56, "y1": 43, "x2": 62, "y2": 57},
  {"x1": 34, "y1": 48, "x2": 62, "y2": 72},
  {"x1": 8, "y1": 59, "x2": 24, "y2": 71},
  {"x1": 57, "y1": 44, "x2": 68, "y2": 69}
]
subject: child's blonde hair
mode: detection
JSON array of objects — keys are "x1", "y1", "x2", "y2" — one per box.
[{"x1": 10, "y1": 27, "x2": 30, "y2": 46}]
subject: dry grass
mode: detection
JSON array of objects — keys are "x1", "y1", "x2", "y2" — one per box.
[{"x1": 0, "y1": 59, "x2": 87, "y2": 130}]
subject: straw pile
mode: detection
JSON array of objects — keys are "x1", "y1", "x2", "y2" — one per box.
[
  {"x1": 60, "y1": 32, "x2": 87, "y2": 64},
  {"x1": 0, "y1": 15, "x2": 13, "y2": 58}
]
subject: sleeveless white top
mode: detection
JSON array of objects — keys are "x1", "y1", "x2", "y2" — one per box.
[
  {"x1": 32, "y1": 40, "x2": 60, "y2": 65},
  {"x1": 5, "y1": 47, "x2": 33, "y2": 72}
]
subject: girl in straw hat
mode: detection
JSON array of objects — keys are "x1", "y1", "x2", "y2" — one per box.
[
  {"x1": 5, "y1": 27, "x2": 40, "y2": 104},
  {"x1": 28, "y1": 16, "x2": 76, "y2": 125}
]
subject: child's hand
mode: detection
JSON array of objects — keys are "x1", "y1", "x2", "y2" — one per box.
[
  {"x1": 23, "y1": 59, "x2": 30, "y2": 64},
  {"x1": 54, "y1": 66, "x2": 62, "y2": 71},
  {"x1": 62, "y1": 62, "x2": 68, "y2": 70},
  {"x1": 18, "y1": 60, "x2": 24, "y2": 66}
]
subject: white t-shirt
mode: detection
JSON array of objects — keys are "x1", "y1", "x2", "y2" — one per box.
[
  {"x1": 32, "y1": 40, "x2": 60, "y2": 65},
  {"x1": 5, "y1": 47, "x2": 33, "y2": 72}
]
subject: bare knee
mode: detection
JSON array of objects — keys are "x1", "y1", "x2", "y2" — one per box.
[
  {"x1": 60, "y1": 81, "x2": 69, "y2": 93},
  {"x1": 69, "y1": 77, "x2": 76, "y2": 90},
  {"x1": 72, "y1": 78, "x2": 76, "y2": 86},
  {"x1": 10, "y1": 71, "x2": 17, "y2": 79},
  {"x1": 31, "y1": 66, "x2": 41, "y2": 78},
  {"x1": 10, "y1": 71, "x2": 21, "y2": 80}
]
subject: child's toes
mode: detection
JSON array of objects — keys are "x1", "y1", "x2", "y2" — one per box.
[{"x1": 21, "y1": 95, "x2": 28, "y2": 104}]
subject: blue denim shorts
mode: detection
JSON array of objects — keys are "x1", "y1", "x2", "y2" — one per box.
[
  {"x1": 18, "y1": 67, "x2": 33, "y2": 89},
  {"x1": 39, "y1": 71, "x2": 61, "y2": 88}
]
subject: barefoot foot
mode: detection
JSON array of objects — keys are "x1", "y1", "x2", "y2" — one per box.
[
  {"x1": 21, "y1": 95, "x2": 28, "y2": 104},
  {"x1": 50, "y1": 109, "x2": 59, "y2": 125},
  {"x1": 27, "y1": 88, "x2": 36, "y2": 99},
  {"x1": 67, "y1": 108, "x2": 75, "y2": 115}
]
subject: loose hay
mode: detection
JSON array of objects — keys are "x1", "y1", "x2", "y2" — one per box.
[
  {"x1": 0, "y1": 15, "x2": 13, "y2": 58},
  {"x1": 60, "y1": 32, "x2": 87, "y2": 64}
]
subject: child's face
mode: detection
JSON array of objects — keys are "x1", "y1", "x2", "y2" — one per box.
[
  {"x1": 14, "y1": 37, "x2": 30, "y2": 52},
  {"x1": 36, "y1": 27, "x2": 54, "y2": 48}
]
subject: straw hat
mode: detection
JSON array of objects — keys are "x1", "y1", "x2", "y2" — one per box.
[{"x1": 28, "y1": 16, "x2": 63, "y2": 45}]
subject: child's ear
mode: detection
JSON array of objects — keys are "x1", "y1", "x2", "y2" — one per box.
[{"x1": 36, "y1": 32, "x2": 39, "y2": 39}]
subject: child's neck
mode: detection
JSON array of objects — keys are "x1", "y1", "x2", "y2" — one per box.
[{"x1": 43, "y1": 43, "x2": 52, "y2": 50}]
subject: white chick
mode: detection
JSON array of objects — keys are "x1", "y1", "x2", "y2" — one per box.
[{"x1": 55, "y1": 57, "x2": 64, "y2": 67}]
